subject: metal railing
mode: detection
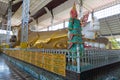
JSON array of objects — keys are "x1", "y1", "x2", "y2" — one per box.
[
  {"x1": 80, "y1": 49, "x2": 120, "y2": 72},
  {"x1": 3, "y1": 48, "x2": 120, "y2": 73}
]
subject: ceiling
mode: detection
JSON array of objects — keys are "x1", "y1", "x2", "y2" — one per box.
[
  {"x1": 0, "y1": 1, "x2": 8, "y2": 16},
  {"x1": 34, "y1": 0, "x2": 120, "y2": 30},
  {"x1": 0, "y1": 0, "x2": 120, "y2": 36},
  {"x1": 11, "y1": 0, "x2": 119, "y2": 27},
  {"x1": 100, "y1": 13, "x2": 120, "y2": 36}
]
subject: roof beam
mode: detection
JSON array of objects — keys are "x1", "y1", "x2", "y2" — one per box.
[
  {"x1": 105, "y1": 18, "x2": 113, "y2": 36},
  {"x1": 32, "y1": 0, "x2": 68, "y2": 19},
  {"x1": 12, "y1": 0, "x2": 22, "y2": 13},
  {"x1": 37, "y1": 0, "x2": 74, "y2": 23},
  {"x1": 30, "y1": 0, "x2": 52, "y2": 16},
  {"x1": 101, "y1": 33, "x2": 120, "y2": 36}
]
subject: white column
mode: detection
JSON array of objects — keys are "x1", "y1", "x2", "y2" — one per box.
[
  {"x1": 21, "y1": 0, "x2": 30, "y2": 43},
  {"x1": 78, "y1": 0, "x2": 83, "y2": 19},
  {"x1": 77, "y1": 44, "x2": 80, "y2": 73},
  {"x1": 6, "y1": 1, "x2": 12, "y2": 45}
]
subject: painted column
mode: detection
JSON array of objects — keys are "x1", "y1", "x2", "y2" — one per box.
[
  {"x1": 21, "y1": 0, "x2": 30, "y2": 48},
  {"x1": 6, "y1": 1, "x2": 12, "y2": 48}
]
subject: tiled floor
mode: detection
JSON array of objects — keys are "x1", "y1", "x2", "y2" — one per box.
[{"x1": 0, "y1": 56, "x2": 24, "y2": 80}]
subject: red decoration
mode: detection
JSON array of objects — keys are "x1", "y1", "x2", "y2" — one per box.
[
  {"x1": 70, "y1": 2, "x2": 78, "y2": 18},
  {"x1": 81, "y1": 12, "x2": 89, "y2": 27},
  {"x1": 68, "y1": 42, "x2": 73, "y2": 49},
  {"x1": 69, "y1": 34, "x2": 74, "y2": 40}
]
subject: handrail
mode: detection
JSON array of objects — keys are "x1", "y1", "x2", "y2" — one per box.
[{"x1": 3, "y1": 48, "x2": 120, "y2": 73}]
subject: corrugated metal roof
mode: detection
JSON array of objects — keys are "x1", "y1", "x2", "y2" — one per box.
[
  {"x1": 11, "y1": 0, "x2": 119, "y2": 26},
  {"x1": 34, "y1": 0, "x2": 120, "y2": 29},
  {"x1": 83, "y1": 0, "x2": 117, "y2": 11},
  {"x1": 11, "y1": 0, "x2": 52, "y2": 26},
  {"x1": 99, "y1": 14, "x2": 120, "y2": 36},
  {"x1": 0, "y1": 1, "x2": 8, "y2": 15},
  {"x1": 1, "y1": 0, "x2": 120, "y2": 36}
]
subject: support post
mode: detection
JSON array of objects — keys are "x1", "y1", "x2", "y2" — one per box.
[
  {"x1": 63, "y1": 20, "x2": 65, "y2": 28},
  {"x1": 77, "y1": 44, "x2": 80, "y2": 73},
  {"x1": 78, "y1": 0, "x2": 83, "y2": 19},
  {"x1": 76, "y1": 0, "x2": 83, "y2": 73},
  {"x1": 6, "y1": 1, "x2": 12, "y2": 48},
  {"x1": 20, "y1": 0, "x2": 30, "y2": 48}
]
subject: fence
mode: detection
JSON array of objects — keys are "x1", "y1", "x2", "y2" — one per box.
[{"x1": 3, "y1": 48, "x2": 120, "y2": 77}]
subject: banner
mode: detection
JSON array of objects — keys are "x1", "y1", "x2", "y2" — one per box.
[{"x1": 4, "y1": 50, "x2": 66, "y2": 76}]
